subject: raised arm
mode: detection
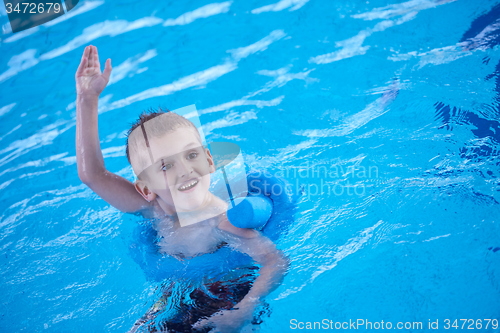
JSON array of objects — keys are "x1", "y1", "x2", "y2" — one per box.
[
  {"x1": 75, "y1": 45, "x2": 153, "y2": 215},
  {"x1": 195, "y1": 221, "x2": 290, "y2": 332}
]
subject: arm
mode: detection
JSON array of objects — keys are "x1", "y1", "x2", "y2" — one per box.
[
  {"x1": 195, "y1": 220, "x2": 290, "y2": 332},
  {"x1": 75, "y1": 45, "x2": 154, "y2": 215}
]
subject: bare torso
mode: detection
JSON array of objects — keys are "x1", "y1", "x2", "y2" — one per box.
[
  {"x1": 153, "y1": 194, "x2": 230, "y2": 259},
  {"x1": 154, "y1": 216, "x2": 226, "y2": 258}
]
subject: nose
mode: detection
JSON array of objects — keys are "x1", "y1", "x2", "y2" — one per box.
[{"x1": 176, "y1": 158, "x2": 193, "y2": 179}]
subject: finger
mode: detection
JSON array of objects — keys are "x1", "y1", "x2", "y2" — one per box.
[
  {"x1": 76, "y1": 46, "x2": 89, "y2": 74},
  {"x1": 88, "y1": 45, "x2": 94, "y2": 68},
  {"x1": 81, "y1": 45, "x2": 90, "y2": 61},
  {"x1": 93, "y1": 46, "x2": 101, "y2": 70},
  {"x1": 76, "y1": 57, "x2": 88, "y2": 75},
  {"x1": 102, "y1": 58, "x2": 112, "y2": 83}
]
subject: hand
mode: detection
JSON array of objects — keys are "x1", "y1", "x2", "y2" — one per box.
[
  {"x1": 75, "y1": 45, "x2": 112, "y2": 97},
  {"x1": 193, "y1": 307, "x2": 253, "y2": 333}
]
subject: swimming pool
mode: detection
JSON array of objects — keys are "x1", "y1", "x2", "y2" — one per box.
[{"x1": 1, "y1": 0, "x2": 500, "y2": 331}]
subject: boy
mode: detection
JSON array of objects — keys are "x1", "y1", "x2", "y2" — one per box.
[{"x1": 75, "y1": 45, "x2": 289, "y2": 332}]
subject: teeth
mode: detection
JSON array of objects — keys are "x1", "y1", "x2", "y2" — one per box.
[{"x1": 179, "y1": 180, "x2": 198, "y2": 191}]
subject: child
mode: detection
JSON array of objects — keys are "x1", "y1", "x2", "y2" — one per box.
[{"x1": 75, "y1": 45, "x2": 289, "y2": 332}]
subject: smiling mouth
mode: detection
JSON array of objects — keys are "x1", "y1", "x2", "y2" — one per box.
[{"x1": 177, "y1": 179, "x2": 199, "y2": 191}]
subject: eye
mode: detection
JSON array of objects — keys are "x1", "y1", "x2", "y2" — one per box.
[
  {"x1": 161, "y1": 163, "x2": 173, "y2": 171},
  {"x1": 187, "y1": 152, "x2": 198, "y2": 160}
]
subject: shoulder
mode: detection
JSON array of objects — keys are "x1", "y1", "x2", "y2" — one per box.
[
  {"x1": 136, "y1": 199, "x2": 166, "y2": 219},
  {"x1": 217, "y1": 214, "x2": 259, "y2": 239}
]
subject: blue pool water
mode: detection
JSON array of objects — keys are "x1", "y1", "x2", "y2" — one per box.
[{"x1": 1, "y1": 0, "x2": 500, "y2": 331}]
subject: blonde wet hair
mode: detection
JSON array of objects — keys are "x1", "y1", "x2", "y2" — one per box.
[{"x1": 126, "y1": 108, "x2": 201, "y2": 176}]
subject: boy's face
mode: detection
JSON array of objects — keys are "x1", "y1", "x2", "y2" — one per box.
[{"x1": 136, "y1": 126, "x2": 215, "y2": 212}]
